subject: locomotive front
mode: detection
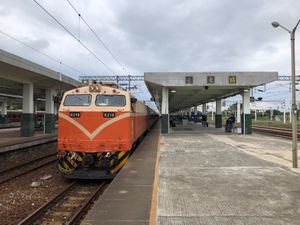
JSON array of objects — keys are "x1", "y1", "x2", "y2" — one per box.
[{"x1": 57, "y1": 83, "x2": 133, "y2": 179}]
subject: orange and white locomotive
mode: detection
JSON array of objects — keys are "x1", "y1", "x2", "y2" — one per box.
[{"x1": 57, "y1": 82, "x2": 157, "y2": 179}]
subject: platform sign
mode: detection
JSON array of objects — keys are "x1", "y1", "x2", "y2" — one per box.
[
  {"x1": 103, "y1": 112, "x2": 115, "y2": 118},
  {"x1": 228, "y1": 75, "x2": 237, "y2": 84},
  {"x1": 207, "y1": 76, "x2": 215, "y2": 84},
  {"x1": 70, "y1": 112, "x2": 80, "y2": 118}
]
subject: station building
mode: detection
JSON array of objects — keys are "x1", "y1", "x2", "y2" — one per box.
[
  {"x1": 0, "y1": 49, "x2": 81, "y2": 136},
  {"x1": 144, "y1": 72, "x2": 278, "y2": 134}
]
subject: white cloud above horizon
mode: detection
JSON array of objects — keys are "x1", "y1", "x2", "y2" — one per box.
[{"x1": 0, "y1": 0, "x2": 299, "y2": 107}]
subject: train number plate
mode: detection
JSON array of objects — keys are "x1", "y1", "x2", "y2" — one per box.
[
  {"x1": 103, "y1": 112, "x2": 115, "y2": 118},
  {"x1": 70, "y1": 112, "x2": 80, "y2": 118}
]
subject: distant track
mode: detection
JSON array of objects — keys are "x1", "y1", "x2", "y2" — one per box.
[
  {"x1": 252, "y1": 125, "x2": 300, "y2": 140},
  {"x1": 0, "y1": 153, "x2": 56, "y2": 185},
  {"x1": 18, "y1": 181, "x2": 107, "y2": 225},
  {"x1": 0, "y1": 123, "x2": 20, "y2": 129}
]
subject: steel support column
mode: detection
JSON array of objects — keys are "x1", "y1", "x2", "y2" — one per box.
[
  {"x1": 242, "y1": 89, "x2": 252, "y2": 134},
  {"x1": 161, "y1": 86, "x2": 169, "y2": 133},
  {"x1": 21, "y1": 83, "x2": 35, "y2": 136},
  {"x1": 45, "y1": 88, "x2": 56, "y2": 133},
  {"x1": 215, "y1": 100, "x2": 222, "y2": 128}
]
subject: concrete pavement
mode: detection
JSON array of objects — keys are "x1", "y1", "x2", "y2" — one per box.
[{"x1": 158, "y1": 124, "x2": 300, "y2": 225}]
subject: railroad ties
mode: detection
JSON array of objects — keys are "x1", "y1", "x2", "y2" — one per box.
[
  {"x1": 17, "y1": 181, "x2": 108, "y2": 225},
  {"x1": 252, "y1": 125, "x2": 300, "y2": 140},
  {"x1": 0, "y1": 153, "x2": 57, "y2": 185}
]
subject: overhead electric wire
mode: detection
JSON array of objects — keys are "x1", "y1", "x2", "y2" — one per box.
[
  {"x1": 263, "y1": 92, "x2": 290, "y2": 99},
  {"x1": 0, "y1": 33, "x2": 86, "y2": 77},
  {"x1": 0, "y1": 29, "x2": 85, "y2": 76},
  {"x1": 0, "y1": 30, "x2": 58, "y2": 62},
  {"x1": 66, "y1": 0, "x2": 126, "y2": 73},
  {"x1": 32, "y1": 0, "x2": 115, "y2": 75}
]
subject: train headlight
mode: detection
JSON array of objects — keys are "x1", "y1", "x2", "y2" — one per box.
[
  {"x1": 70, "y1": 152, "x2": 77, "y2": 160},
  {"x1": 89, "y1": 84, "x2": 101, "y2": 92},
  {"x1": 89, "y1": 85, "x2": 95, "y2": 92},
  {"x1": 104, "y1": 152, "x2": 111, "y2": 158}
]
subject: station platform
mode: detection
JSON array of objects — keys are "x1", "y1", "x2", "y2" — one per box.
[
  {"x1": 82, "y1": 122, "x2": 160, "y2": 225},
  {"x1": 0, "y1": 122, "x2": 20, "y2": 129},
  {"x1": 0, "y1": 128, "x2": 57, "y2": 154},
  {"x1": 82, "y1": 122, "x2": 300, "y2": 225}
]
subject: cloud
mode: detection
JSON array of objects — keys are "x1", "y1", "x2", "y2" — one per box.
[{"x1": 0, "y1": 0, "x2": 299, "y2": 105}]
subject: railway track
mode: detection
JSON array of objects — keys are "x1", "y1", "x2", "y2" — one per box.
[
  {"x1": 0, "y1": 122, "x2": 20, "y2": 129},
  {"x1": 0, "y1": 153, "x2": 57, "y2": 185},
  {"x1": 18, "y1": 181, "x2": 107, "y2": 225},
  {"x1": 252, "y1": 125, "x2": 300, "y2": 140}
]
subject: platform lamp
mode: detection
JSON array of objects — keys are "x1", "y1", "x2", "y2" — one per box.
[{"x1": 272, "y1": 18, "x2": 300, "y2": 168}]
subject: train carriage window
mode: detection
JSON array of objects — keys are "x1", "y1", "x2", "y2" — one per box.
[
  {"x1": 95, "y1": 95, "x2": 126, "y2": 107},
  {"x1": 63, "y1": 94, "x2": 92, "y2": 106}
]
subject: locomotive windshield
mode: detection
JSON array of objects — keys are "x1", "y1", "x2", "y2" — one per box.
[
  {"x1": 95, "y1": 95, "x2": 126, "y2": 106},
  {"x1": 63, "y1": 94, "x2": 92, "y2": 106}
]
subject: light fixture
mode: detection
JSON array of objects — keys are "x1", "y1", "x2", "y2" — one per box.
[
  {"x1": 272, "y1": 18, "x2": 300, "y2": 168},
  {"x1": 271, "y1": 21, "x2": 280, "y2": 28}
]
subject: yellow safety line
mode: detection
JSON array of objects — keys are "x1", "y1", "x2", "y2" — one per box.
[{"x1": 149, "y1": 133, "x2": 160, "y2": 225}]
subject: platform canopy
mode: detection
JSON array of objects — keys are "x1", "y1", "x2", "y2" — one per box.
[
  {"x1": 0, "y1": 49, "x2": 81, "y2": 100},
  {"x1": 145, "y1": 72, "x2": 278, "y2": 113}
]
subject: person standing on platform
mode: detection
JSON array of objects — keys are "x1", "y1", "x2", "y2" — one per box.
[
  {"x1": 225, "y1": 114, "x2": 235, "y2": 132},
  {"x1": 202, "y1": 114, "x2": 208, "y2": 127}
]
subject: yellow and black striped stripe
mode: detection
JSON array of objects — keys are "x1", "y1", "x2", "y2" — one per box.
[
  {"x1": 58, "y1": 150, "x2": 131, "y2": 176},
  {"x1": 110, "y1": 151, "x2": 131, "y2": 174},
  {"x1": 58, "y1": 151, "x2": 83, "y2": 174}
]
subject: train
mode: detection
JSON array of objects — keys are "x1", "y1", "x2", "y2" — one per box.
[
  {"x1": 7, "y1": 110, "x2": 45, "y2": 123},
  {"x1": 57, "y1": 82, "x2": 158, "y2": 179}
]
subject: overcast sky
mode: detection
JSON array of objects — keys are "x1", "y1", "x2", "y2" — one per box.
[{"x1": 0, "y1": 0, "x2": 299, "y2": 108}]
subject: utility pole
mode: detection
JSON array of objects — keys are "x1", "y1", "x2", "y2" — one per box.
[
  {"x1": 283, "y1": 100, "x2": 286, "y2": 124},
  {"x1": 272, "y1": 18, "x2": 300, "y2": 167}
]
